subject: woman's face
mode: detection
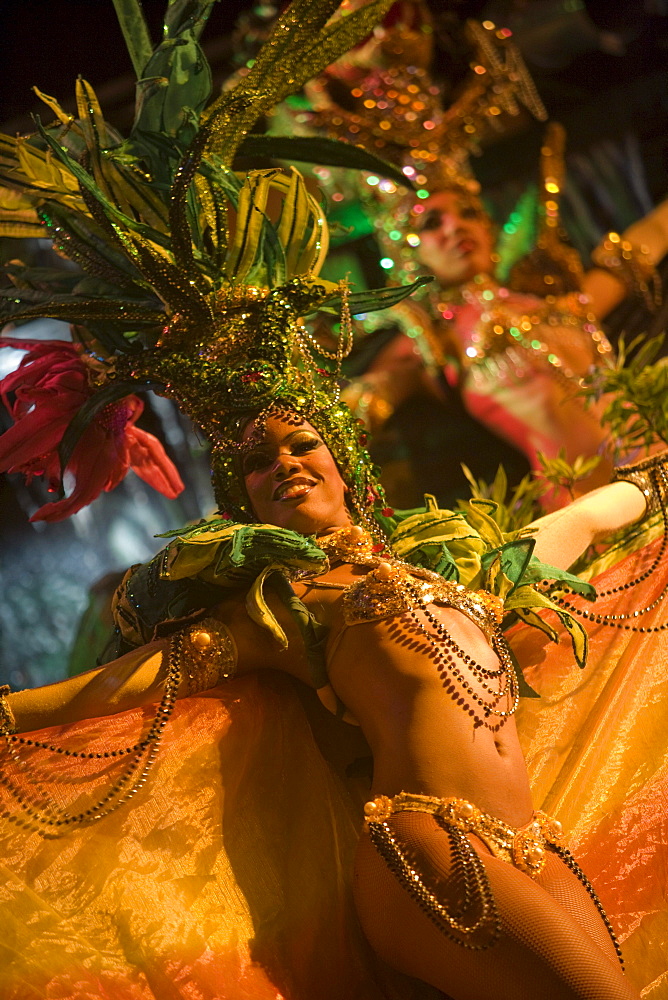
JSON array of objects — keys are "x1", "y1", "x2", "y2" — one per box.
[
  {"x1": 415, "y1": 189, "x2": 495, "y2": 286},
  {"x1": 241, "y1": 414, "x2": 352, "y2": 534}
]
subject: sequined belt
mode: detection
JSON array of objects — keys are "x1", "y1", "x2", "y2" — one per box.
[
  {"x1": 362, "y1": 791, "x2": 623, "y2": 960},
  {"x1": 363, "y1": 792, "x2": 565, "y2": 879}
]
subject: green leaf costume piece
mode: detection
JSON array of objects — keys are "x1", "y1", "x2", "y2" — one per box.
[
  {"x1": 134, "y1": 495, "x2": 595, "y2": 684},
  {"x1": 161, "y1": 521, "x2": 327, "y2": 649}
]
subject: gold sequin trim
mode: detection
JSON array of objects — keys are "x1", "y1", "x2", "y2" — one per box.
[
  {"x1": 613, "y1": 451, "x2": 668, "y2": 518},
  {"x1": 343, "y1": 560, "x2": 503, "y2": 639},
  {"x1": 364, "y1": 791, "x2": 564, "y2": 878},
  {"x1": 181, "y1": 618, "x2": 238, "y2": 696},
  {"x1": 0, "y1": 686, "x2": 17, "y2": 736}
]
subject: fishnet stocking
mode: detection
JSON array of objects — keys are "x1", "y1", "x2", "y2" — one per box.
[{"x1": 353, "y1": 812, "x2": 639, "y2": 1000}]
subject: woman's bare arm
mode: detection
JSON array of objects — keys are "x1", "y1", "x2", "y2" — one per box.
[
  {"x1": 583, "y1": 197, "x2": 668, "y2": 319},
  {"x1": 526, "y1": 480, "x2": 648, "y2": 570},
  {"x1": 5, "y1": 586, "x2": 312, "y2": 736},
  {"x1": 6, "y1": 640, "x2": 173, "y2": 735}
]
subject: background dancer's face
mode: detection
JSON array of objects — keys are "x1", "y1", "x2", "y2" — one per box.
[
  {"x1": 242, "y1": 414, "x2": 352, "y2": 534},
  {"x1": 415, "y1": 189, "x2": 495, "y2": 286}
]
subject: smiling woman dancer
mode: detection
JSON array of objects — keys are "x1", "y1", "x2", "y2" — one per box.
[
  {"x1": 225, "y1": 412, "x2": 651, "y2": 1000},
  {"x1": 1, "y1": 401, "x2": 653, "y2": 1000},
  {"x1": 0, "y1": 2, "x2": 659, "y2": 998}
]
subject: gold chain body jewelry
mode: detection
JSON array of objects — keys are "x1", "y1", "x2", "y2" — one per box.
[
  {"x1": 318, "y1": 526, "x2": 514, "y2": 728},
  {"x1": 406, "y1": 599, "x2": 519, "y2": 728},
  {"x1": 0, "y1": 635, "x2": 183, "y2": 835},
  {"x1": 363, "y1": 792, "x2": 623, "y2": 964},
  {"x1": 364, "y1": 797, "x2": 501, "y2": 950}
]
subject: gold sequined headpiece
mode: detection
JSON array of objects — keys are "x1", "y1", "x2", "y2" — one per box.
[
  {"x1": 503, "y1": 122, "x2": 585, "y2": 296},
  {"x1": 0, "y1": 0, "x2": 425, "y2": 522},
  {"x1": 304, "y1": 5, "x2": 546, "y2": 281}
]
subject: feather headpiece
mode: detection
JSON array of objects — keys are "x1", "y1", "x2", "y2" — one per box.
[{"x1": 0, "y1": 0, "x2": 427, "y2": 521}]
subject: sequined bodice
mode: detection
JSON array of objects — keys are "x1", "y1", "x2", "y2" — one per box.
[
  {"x1": 312, "y1": 526, "x2": 503, "y2": 639},
  {"x1": 431, "y1": 275, "x2": 613, "y2": 384},
  {"x1": 301, "y1": 527, "x2": 517, "y2": 731}
]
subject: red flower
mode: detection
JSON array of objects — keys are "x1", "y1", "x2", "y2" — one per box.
[{"x1": 0, "y1": 338, "x2": 184, "y2": 522}]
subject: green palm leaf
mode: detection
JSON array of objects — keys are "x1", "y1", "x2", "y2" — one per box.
[
  {"x1": 111, "y1": 0, "x2": 153, "y2": 78},
  {"x1": 236, "y1": 134, "x2": 412, "y2": 189},
  {"x1": 319, "y1": 275, "x2": 433, "y2": 316}
]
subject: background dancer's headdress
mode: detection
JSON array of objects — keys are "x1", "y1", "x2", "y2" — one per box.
[
  {"x1": 304, "y1": 2, "x2": 547, "y2": 282},
  {"x1": 0, "y1": 0, "x2": 427, "y2": 524},
  {"x1": 494, "y1": 121, "x2": 584, "y2": 295}
]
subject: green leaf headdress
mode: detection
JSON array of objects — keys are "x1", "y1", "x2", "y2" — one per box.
[{"x1": 0, "y1": 0, "x2": 428, "y2": 523}]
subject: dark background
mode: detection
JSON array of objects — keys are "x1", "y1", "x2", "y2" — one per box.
[{"x1": 2, "y1": 2, "x2": 668, "y2": 194}]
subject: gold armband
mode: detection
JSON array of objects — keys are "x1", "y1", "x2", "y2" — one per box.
[
  {"x1": 612, "y1": 451, "x2": 668, "y2": 517},
  {"x1": 591, "y1": 232, "x2": 661, "y2": 312},
  {"x1": 179, "y1": 618, "x2": 238, "y2": 695},
  {"x1": 0, "y1": 685, "x2": 17, "y2": 735}
]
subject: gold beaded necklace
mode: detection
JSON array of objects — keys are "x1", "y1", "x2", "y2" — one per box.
[{"x1": 316, "y1": 526, "x2": 516, "y2": 729}]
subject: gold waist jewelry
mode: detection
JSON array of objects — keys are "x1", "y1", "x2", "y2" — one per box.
[
  {"x1": 362, "y1": 790, "x2": 623, "y2": 963},
  {"x1": 364, "y1": 792, "x2": 564, "y2": 879}
]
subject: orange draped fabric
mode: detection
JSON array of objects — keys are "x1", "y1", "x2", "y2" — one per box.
[
  {"x1": 514, "y1": 533, "x2": 668, "y2": 998},
  {"x1": 0, "y1": 673, "x2": 435, "y2": 1000},
  {"x1": 1, "y1": 535, "x2": 667, "y2": 998}
]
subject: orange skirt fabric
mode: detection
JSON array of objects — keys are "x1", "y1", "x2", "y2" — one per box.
[
  {"x1": 0, "y1": 672, "x2": 434, "y2": 1000},
  {"x1": 514, "y1": 532, "x2": 668, "y2": 997},
  {"x1": 1, "y1": 533, "x2": 667, "y2": 998}
]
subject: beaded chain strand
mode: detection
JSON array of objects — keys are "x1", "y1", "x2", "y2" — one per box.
[
  {"x1": 550, "y1": 464, "x2": 668, "y2": 632},
  {"x1": 319, "y1": 525, "x2": 518, "y2": 726},
  {"x1": 0, "y1": 634, "x2": 183, "y2": 835},
  {"x1": 405, "y1": 598, "x2": 519, "y2": 728},
  {"x1": 366, "y1": 818, "x2": 501, "y2": 949},
  {"x1": 550, "y1": 843, "x2": 624, "y2": 967}
]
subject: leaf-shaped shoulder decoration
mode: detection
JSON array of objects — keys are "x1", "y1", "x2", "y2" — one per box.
[
  {"x1": 390, "y1": 495, "x2": 488, "y2": 584},
  {"x1": 391, "y1": 495, "x2": 594, "y2": 669},
  {"x1": 156, "y1": 519, "x2": 329, "y2": 647},
  {"x1": 162, "y1": 520, "x2": 327, "y2": 584}
]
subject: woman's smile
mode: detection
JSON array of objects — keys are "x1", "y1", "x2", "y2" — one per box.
[
  {"x1": 242, "y1": 414, "x2": 352, "y2": 532},
  {"x1": 273, "y1": 476, "x2": 317, "y2": 501}
]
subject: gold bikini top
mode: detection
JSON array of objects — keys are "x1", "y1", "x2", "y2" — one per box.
[{"x1": 315, "y1": 527, "x2": 503, "y2": 640}]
